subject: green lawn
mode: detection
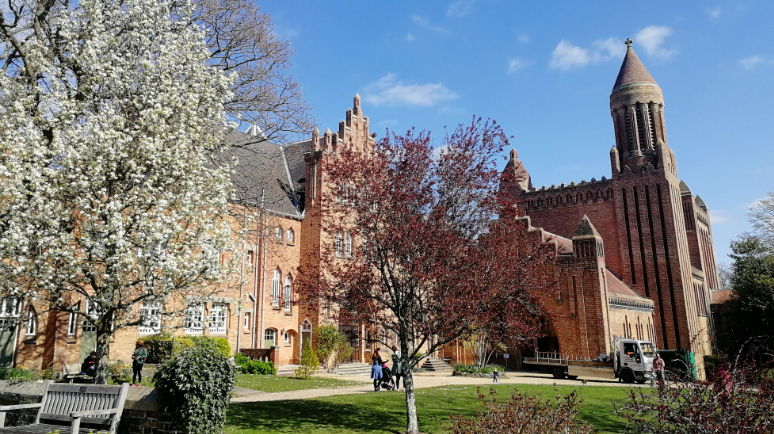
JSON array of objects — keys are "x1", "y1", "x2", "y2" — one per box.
[
  {"x1": 235, "y1": 375, "x2": 366, "y2": 393},
  {"x1": 227, "y1": 384, "x2": 640, "y2": 433}
]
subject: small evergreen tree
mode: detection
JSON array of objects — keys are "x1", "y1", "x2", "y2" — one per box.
[{"x1": 295, "y1": 340, "x2": 319, "y2": 380}]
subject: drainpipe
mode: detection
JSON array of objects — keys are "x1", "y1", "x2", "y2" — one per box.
[{"x1": 255, "y1": 189, "x2": 266, "y2": 349}]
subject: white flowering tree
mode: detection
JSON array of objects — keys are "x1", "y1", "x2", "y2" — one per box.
[{"x1": 0, "y1": 0, "x2": 239, "y2": 383}]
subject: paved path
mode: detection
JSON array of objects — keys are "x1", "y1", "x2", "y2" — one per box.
[{"x1": 230, "y1": 371, "x2": 645, "y2": 403}]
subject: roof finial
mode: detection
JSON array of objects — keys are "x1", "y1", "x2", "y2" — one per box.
[{"x1": 625, "y1": 38, "x2": 633, "y2": 49}]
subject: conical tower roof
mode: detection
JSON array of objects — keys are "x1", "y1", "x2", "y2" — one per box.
[
  {"x1": 573, "y1": 215, "x2": 601, "y2": 239},
  {"x1": 612, "y1": 41, "x2": 658, "y2": 92}
]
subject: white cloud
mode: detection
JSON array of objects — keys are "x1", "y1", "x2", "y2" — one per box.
[
  {"x1": 406, "y1": 33, "x2": 416, "y2": 42},
  {"x1": 549, "y1": 40, "x2": 592, "y2": 70},
  {"x1": 747, "y1": 198, "x2": 765, "y2": 209},
  {"x1": 363, "y1": 73, "x2": 459, "y2": 107},
  {"x1": 740, "y1": 55, "x2": 765, "y2": 70},
  {"x1": 508, "y1": 58, "x2": 533, "y2": 73},
  {"x1": 709, "y1": 209, "x2": 730, "y2": 224},
  {"x1": 708, "y1": 7, "x2": 721, "y2": 19},
  {"x1": 411, "y1": 15, "x2": 448, "y2": 33},
  {"x1": 518, "y1": 35, "x2": 530, "y2": 43},
  {"x1": 549, "y1": 37, "x2": 625, "y2": 70},
  {"x1": 634, "y1": 26, "x2": 676, "y2": 59},
  {"x1": 447, "y1": 0, "x2": 475, "y2": 17}
]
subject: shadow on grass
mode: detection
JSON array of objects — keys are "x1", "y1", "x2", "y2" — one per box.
[{"x1": 227, "y1": 385, "x2": 631, "y2": 434}]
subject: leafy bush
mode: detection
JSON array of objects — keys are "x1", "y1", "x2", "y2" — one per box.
[
  {"x1": 0, "y1": 366, "x2": 54, "y2": 382},
  {"x1": 616, "y1": 361, "x2": 774, "y2": 433},
  {"x1": 139, "y1": 333, "x2": 176, "y2": 364},
  {"x1": 154, "y1": 346, "x2": 235, "y2": 434},
  {"x1": 139, "y1": 334, "x2": 231, "y2": 362},
  {"x1": 295, "y1": 339, "x2": 319, "y2": 380},
  {"x1": 445, "y1": 388, "x2": 592, "y2": 434},
  {"x1": 189, "y1": 336, "x2": 231, "y2": 359},
  {"x1": 235, "y1": 353, "x2": 276, "y2": 375},
  {"x1": 107, "y1": 361, "x2": 131, "y2": 384},
  {"x1": 315, "y1": 325, "x2": 354, "y2": 369},
  {"x1": 453, "y1": 364, "x2": 495, "y2": 374}
]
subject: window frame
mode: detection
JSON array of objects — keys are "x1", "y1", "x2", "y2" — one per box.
[
  {"x1": 335, "y1": 232, "x2": 343, "y2": 256},
  {"x1": 284, "y1": 275, "x2": 292, "y2": 312},
  {"x1": 24, "y1": 305, "x2": 36, "y2": 337},
  {"x1": 184, "y1": 303, "x2": 205, "y2": 335},
  {"x1": 67, "y1": 302, "x2": 80, "y2": 337},
  {"x1": 209, "y1": 303, "x2": 228, "y2": 334},
  {"x1": 274, "y1": 227, "x2": 283, "y2": 242},
  {"x1": 345, "y1": 231, "x2": 352, "y2": 257},
  {"x1": 139, "y1": 300, "x2": 162, "y2": 335},
  {"x1": 271, "y1": 269, "x2": 281, "y2": 307},
  {"x1": 286, "y1": 228, "x2": 294, "y2": 243}
]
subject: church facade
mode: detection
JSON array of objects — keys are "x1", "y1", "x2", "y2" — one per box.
[
  {"x1": 2, "y1": 43, "x2": 719, "y2": 375},
  {"x1": 500, "y1": 42, "x2": 719, "y2": 374}
]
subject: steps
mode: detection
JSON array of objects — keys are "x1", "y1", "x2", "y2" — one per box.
[
  {"x1": 420, "y1": 357, "x2": 454, "y2": 374},
  {"x1": 331, "y1": 362, "x2": 372, "y2": 376},
  {"x1": 276, "y1": 364, "x2": 300, "y2": 377}
]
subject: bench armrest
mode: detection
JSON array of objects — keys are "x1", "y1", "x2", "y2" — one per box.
[
  {"x1": 0, "y1": 403, "x2": 42, "y2": 411},
  {"x1": 70, "y1": 407, "x2": 120, "y2": 418}
]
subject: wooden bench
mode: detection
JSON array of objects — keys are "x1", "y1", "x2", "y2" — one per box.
[
  {"x1": 61, "y1": 364, "x2": 93, "y2": 383},
  {"x1": 0, "y1": 381, "x2": 129, "y2": 434}
]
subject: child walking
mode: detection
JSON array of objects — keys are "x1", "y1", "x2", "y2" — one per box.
[{"x1": 131, "y1": 340, "x2": 148, "y2": 387}]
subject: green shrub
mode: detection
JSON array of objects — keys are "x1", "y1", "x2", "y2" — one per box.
[
  {"x1": 235, "y1": 353, "x2": 276, "y2": 375},
  {"x1": 315, "y1": 325, "x2": 354, "y2": 369},
  {"x1": 139, "y1": 334, "x2": 231, "y2": 362},
  {"x1": 189, "y1": 336, "x2": 231, "y2": 358},
  {"x1": 0, "y1": 366, "x2": 54, "y2": 382},
  {"x1": 453, "y1": 364, "x2": 495, "y2": 374},
  {"x1": 295, "y1": 340, "x2": 319, "y2": 380},
  {"x1": 107, "y1": 362, "x2": 132, "y2": 384},
  {"x1": 139, "y1": 333, "x2": 176, "y2": 363},
  {"x1": 154, "y1": 346, "x2": 235, "y2": 434}
]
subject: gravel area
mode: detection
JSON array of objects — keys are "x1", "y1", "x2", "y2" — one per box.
[{"x1": 230, "y1": 371, "x2": 644, "y2": 403}]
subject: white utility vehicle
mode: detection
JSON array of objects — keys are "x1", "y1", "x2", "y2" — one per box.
[{"x1": 522, "y1": 338, "x2": 656, "y2": 384}]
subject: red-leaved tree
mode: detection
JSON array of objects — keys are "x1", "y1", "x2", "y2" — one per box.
[{"x1": 297, "y1": 118, "x2": 556, "y2": 434}]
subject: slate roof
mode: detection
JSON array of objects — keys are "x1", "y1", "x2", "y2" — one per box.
[
  {"x1": 212, "y1": 129, "x2": 310, "y2": 218},
  {"x1": 605, "y1": 269, "x2": 652, "y2": 302},
  {"x1": 613, "y1": 46, "x2": 658, "y2": 92}
]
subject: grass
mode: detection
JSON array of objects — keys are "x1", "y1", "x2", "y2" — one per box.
[
  {"x1": 227, "y1": 384, "x2": 638, "y2": 433},
  {"x1": 234, "y1": 375, "x2": 366, "y2": 393}
]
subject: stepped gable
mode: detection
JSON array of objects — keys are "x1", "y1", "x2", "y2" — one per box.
[{"x1": 612, "y1": 41, "x2": 658, "y2": 91}]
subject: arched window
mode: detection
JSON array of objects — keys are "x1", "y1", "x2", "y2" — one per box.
[
  {"x1": 272, "y1": 269, "x2": 281, "y2": 307},
  {"x1": 284, "y1": 275, "x2": 292, "y2": 312},
  {"x1": 274, "y1": 227, "x2": 283, "y2": 242},
  {"x1": 335, "y1": 232, "x2": 343, "y2": 256},
  {"x1": 566, "y1": 194, "x2": 572, "y2": 204},
  {"x1": 287, "y1": 228, "x2": 294, "y2": 243},
  {"x1": 586, "y1": 192, "x2": 593, "y2": 201},
  {"x1": 264, "y1": 329, "x2": 276, "y2": 346},
  {"x1": 25, "y1": 306, "x2": 36, "y2": 337},
  {"x1": 576, "y1": 193, "x2": 582, "y2": 203}
]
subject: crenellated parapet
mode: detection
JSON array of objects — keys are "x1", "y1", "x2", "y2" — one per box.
[{"x1": 519, "y1": 177, "x2": 614, "y2": 211}]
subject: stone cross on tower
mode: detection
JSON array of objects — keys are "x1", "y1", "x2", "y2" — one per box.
[{"x1": 625, "y1": 38, "x2": 633, "y2": 48}]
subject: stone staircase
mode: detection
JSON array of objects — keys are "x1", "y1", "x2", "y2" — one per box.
[
  {"x1": 420, "y1": 357, "x2": 454, "y2": 374},
  {"x1": 276, "y1": 364, "x2": 300, "y2": 377},
  {"x1": 331, "y1": 362, "x2": 372, "y2": 376}
]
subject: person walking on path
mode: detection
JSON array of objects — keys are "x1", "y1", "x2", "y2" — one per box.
[
  {"x1": 391, "y1": 345, "x2": 404, "y2": 390},
  {"x1": 651, "y1": 353, "x2": 665, "y2": 388},
  {"x1": 131, "y1": 340, "x2": 148, "y2": 387},
  {"x1": 370, "y1": 348, "x2": 384, "y2": 392}
]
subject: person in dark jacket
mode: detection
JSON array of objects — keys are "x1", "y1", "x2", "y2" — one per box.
[
  {"x1": 80, "y1": 351, "x2": 97, "y2": 377},
  {"x1": 131, "y1": 341, "x2": 148, "y2": 387},
  {"x1": 370, "y1": 348, "x2": 384, "y2": 392},
  {"x1": 391, "y1": 345, "x2": 404, "y2": 390}
]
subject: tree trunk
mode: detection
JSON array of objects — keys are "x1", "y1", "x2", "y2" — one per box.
[
  {"x1": 404, "y1": 370, "x2": 419, "y2": 434},
  {"x1": 94, "y1": 319, "x2": 114, "y2": 385}
]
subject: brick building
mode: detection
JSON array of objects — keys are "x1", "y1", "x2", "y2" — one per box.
[
  {"x1": 500, "y1": 42, "x2": 719, "y2": 373},
  {"x1": 2, "y1": 44, "x2": 719, "y2": 374}
]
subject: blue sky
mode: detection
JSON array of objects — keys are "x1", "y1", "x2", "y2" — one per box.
[{"x1": 260, "y1": 0, "x2": 774, "y2": 266}]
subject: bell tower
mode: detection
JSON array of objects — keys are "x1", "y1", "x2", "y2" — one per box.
[{"x1": 609, "y1": 39, "x2": 670, "y2": 175}]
